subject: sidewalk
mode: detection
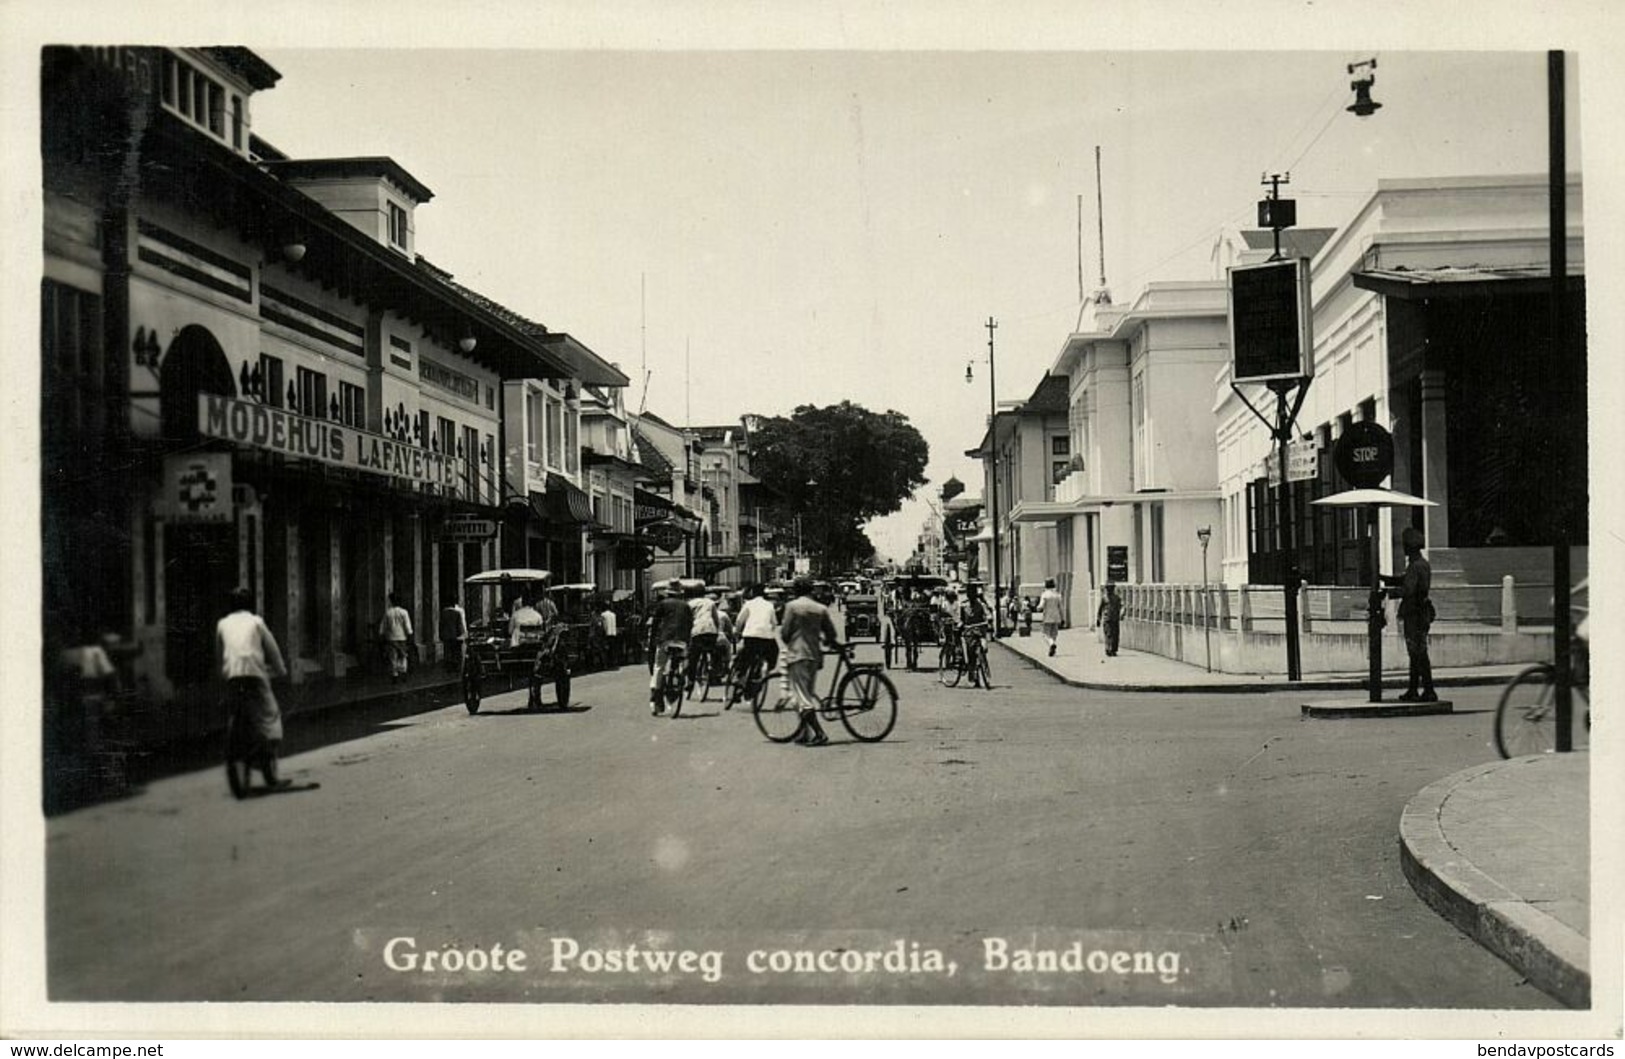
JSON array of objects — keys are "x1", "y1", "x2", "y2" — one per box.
[
  {"x1": 994, "y1": 622, "x2": 1527, "y2": 693},
  {"x1": 279, "y1": 658, "x2": 467, "y2": 719},
  {"x1": 994, "y1": 625, "x2": 1590, "y2": 1009},
  {"x1": 1400, "y1": 753, "x2": 1590, "y2": 1008}
]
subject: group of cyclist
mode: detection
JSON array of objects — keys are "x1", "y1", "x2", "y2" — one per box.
[{"x1": 643, "y1": 577, "x2": 846, "y2": 745}]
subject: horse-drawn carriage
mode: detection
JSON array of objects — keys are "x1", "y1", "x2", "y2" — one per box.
[
  {"x1": 461, "y1": 568, "x2": 575, "y2": 714},
  {"x1": 880, "y1": 573, "x2": 949, "y2": 670}
]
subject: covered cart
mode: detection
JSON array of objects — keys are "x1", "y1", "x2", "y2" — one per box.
[{"x1": 461, "y1": 568, "x2": 572, "y2": 714}]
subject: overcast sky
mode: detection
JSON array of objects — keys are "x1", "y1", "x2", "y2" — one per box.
[
  {"x1": 4, "y1": 3, "x2": 1616, "y2": 565},
  {"x1": 247, "y1": 46, "x2": 1575, "y2": 560}
]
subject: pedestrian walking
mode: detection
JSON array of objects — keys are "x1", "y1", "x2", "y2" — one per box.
[
  {"x1": 598, "y1": 598, "x2": 620, "y2": 671},
  {"x1": 217, "y1": 587, "x2": 291, "y2": 789},
  {"x1": 1382, "y1": 526, "x2": 1437, "y2": 702},
  {"x1": 1096, "y1": 582, "x2": 1122, "y2": 657},
  {"x1": 379, "y1": 592, "x2": 414, "y2": 682},
  {"x1": 778, "y1": 577, "x2": 841, "y2": 746},
  {"x1": 439, "y1": 596, "x2": 467, "y2": 673},
  {"x1": 1038, "y1": 577, "x2": 1064, "y2": 657}
]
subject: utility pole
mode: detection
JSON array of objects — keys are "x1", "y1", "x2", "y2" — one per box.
[{"x1": 986, "y1": 315, "x2": 1001, "y2": 636}]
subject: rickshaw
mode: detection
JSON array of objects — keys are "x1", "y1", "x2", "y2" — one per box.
[
  {"x1": 546, "y1": 582, "x2": 598, "y2": 671},
  {"x1": 880, "y1": 573, "x2": 949, "y2": 670},
  {"x1": 461, "y1": 569, "x2": 572, "y2": 715}
]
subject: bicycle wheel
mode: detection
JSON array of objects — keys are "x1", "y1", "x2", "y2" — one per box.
[
  {"x1": 224, "y1": 701, "x2": 254, "y2": 800},
  {"x1": 686, "y1": 653, "x2": 707, "y2": 700},
  {"x1": 700, "y1": 652, "x2": 720, "y2": 702},
  {"x1": 1495, "y1": 663, "x2": 1557, "y2": 758},
  {"x1": 837, "y1": 668, "x2": 899, "y2": 742},
  {"x1": 463, "y1": 657, "x2": 482, "y2": 715},
  {"x1": 664, "y1": 660, "x2": 686, "y2": 716},
  {"x1": 941, "y1": 643, "x2": 963, "y2": 687},
  {"x1": 752, "y1": 675, "x2": 802, "y2": 742}
]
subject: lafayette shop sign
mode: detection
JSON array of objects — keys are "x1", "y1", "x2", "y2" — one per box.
[{"x1": 199, "y1": 393, "x2": 462, "y2": 489}]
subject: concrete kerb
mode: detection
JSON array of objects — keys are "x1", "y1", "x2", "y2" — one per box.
[{"x1": 1398, "y1": 758, "x2": 1590, "y2": 1009}]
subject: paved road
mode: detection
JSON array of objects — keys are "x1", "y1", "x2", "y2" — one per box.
[{"x1": 45, "y1": 643, "x2": 1560, "y2": 1008}]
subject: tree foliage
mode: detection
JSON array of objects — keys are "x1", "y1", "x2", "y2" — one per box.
[{"x1": 748, "y1": 401, "x2": 929, "y2": 574}]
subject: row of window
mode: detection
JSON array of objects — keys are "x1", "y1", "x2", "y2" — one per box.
[
  {"x1": 159, "y1": 53, "x2": 244, "y2": 153},
  {"x1": 524, "y1": 389, "x2": 580, "y2": 475}
]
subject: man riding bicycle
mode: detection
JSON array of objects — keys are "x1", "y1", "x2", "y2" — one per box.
[
  {"x1": 686, "y1": 583, "x2": 723, "y2": 691},
  {"x1": 646, "y1": 581, "x2": 694, "y2": 716},
  {"x1": 728, "y1": 583, "x2": 780, "y2": 708}
]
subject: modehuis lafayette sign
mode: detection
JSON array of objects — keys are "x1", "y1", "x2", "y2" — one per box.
[{"x1": 199, "y1": 394, "x2": 463, "y2": 489}]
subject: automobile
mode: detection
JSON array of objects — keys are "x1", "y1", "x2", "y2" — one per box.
[
  {"x1": 461, "y1": 568, "x2": 573, "y2": 714},
  {"x1": 843, "y1": 581, "x2": 882, "y2": 643}
]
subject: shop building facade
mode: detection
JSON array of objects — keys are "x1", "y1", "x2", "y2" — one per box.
[{"x1": 41, "y1": 47, "x2": 624, "y2": 738}]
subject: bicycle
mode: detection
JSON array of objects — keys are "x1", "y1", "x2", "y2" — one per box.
[
  {"x1": 1494, "y1": 645, "x2": 1590, "y2": 758},
  {"x1": 654, "y1": 642, "x2": 688, "y2": 717},
  {"x1": 725, "y1": 646, "x2": 774, "y2": 711},
  {"x1": 223, "y1": 678, "x2": 282, "y2": 799},
  {"x1": 960, "y1": 623, "x2": 993, "y2": 689},
  {"x1": 752, "y1": 645, "x2": 899, "y2": 744},
  {"x1": 937, "y1": 620, "x2": 965, "y2": 687},
  {"x1": 685, "y1": 642, "x2": 716, "y2": 703}
]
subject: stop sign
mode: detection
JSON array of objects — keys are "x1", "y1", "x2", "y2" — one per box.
[{"x1": 1333, "y1": 421, "x2": 1394, "y2": 489}]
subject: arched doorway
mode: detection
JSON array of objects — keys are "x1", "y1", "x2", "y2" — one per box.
[{"x1": 158, "y1": 325, "x2": 239, "y2": 686}]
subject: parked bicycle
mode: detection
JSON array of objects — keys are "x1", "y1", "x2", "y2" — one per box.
[{"x1": 752, "y1": 645, "x2": 898, "y2": 744}]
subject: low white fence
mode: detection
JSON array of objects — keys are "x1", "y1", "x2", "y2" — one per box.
[{"x1": 1109, "y1": 577, "x2": 1556, "y2": 675}]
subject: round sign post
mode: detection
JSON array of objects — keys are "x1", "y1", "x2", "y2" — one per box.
[
  {"x1": 1331, "y1": 423, "x2": 1397, "y2": 702},
  {"x1": 1333, "y1": 420, "x2": 1396, "y2": 490}
]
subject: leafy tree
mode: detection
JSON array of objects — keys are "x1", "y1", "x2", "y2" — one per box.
[{"x1": 748, "y1": 401, "x2": 929, "y2": 574}]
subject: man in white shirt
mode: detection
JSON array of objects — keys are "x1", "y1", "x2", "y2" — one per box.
[
  {"x1": 599, "y1": 600, "x2": 620, "y2": 670},
  {"x1": 728, "y1": 584, "x2": 780, "y2": 708},
  {"x1": 508, "y1": 594, "x2": 544, "y2": 647},
  {"x1": 687, "y1": 584, "x2": 721, "y2": 689},
  {"x1": 217, "y1": 587, "x2": 291, "y2": 789},
  {"x1": 379, "y1": 592, "x2": 414, "y2": 682}
]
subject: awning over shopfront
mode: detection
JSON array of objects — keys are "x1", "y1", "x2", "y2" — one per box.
[
  {"x1": 530, "y1": 472, "x2": 603, "y2": 529},
  {"x1": 1352, "y1": 265, "x2": 1582, "y2": 301}
]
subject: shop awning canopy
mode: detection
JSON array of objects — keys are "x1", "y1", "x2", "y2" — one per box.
[{"x1": 531, "y1": 473, "x2": 606, "y2": 528}]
